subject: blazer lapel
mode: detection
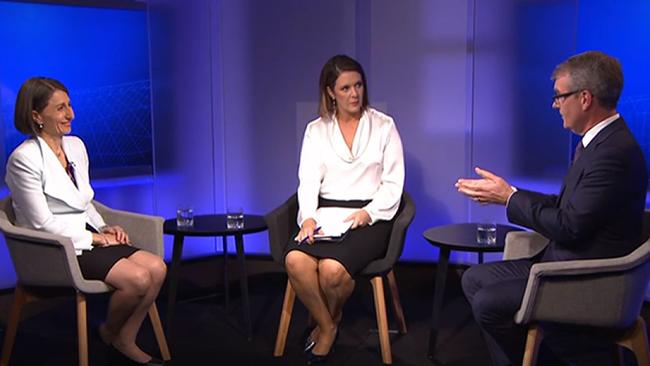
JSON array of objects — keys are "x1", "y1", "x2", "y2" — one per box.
[
  {"x1": 556, "y1": 118, "x2": 625, "y2": 206},
  {"x1": 37, "y1": 137, "x2": 87, "y2": 210}
]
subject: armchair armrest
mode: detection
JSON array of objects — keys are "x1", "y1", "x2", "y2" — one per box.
[
  {"x1": 0, "y1": 219, "x2": 105, "y2": 290},
  {"x1": 503, "y1": 231, "x2": 548, "y2": 260},
  {"x1": 514, "y1": 240, "x2": 650, "y2": 328},
  {"x1": 92, "y1": 201, "x2": 164, "y2": 258}
]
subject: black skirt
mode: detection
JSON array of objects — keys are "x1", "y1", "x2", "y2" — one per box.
[
  {"x1": 77, "y1": 245, "x2": 140, "y2": 281},
  {"x1": 285, "y1": 197, "x2": 394, "y2": 276}
]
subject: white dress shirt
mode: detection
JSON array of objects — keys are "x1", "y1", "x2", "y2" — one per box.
[
  {"x1": 297, "y1": 107, "x2": 405, "y2": 226},
  {"x1": 5, "y1": 136, "x2": 106, "y2": 254},
  {"x1": 581, "y1": 113, "x2": 620, "y2": 147}
]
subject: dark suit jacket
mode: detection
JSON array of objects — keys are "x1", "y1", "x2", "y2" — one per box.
[{"x1": 507, "y1": 117, "x2": 648, "y2": 261}]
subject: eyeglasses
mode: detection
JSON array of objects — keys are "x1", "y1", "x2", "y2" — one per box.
[{"x1": 552, "y1": 90, "x2": 581, "y2": 103}]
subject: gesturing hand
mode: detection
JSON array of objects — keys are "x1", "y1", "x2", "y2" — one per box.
[
  {"x1": 344, "y1": 209, "x2": 371, "y2": 229},
  {"x1": 455, "y1": 167, "x2": 515, "y2": 205}
]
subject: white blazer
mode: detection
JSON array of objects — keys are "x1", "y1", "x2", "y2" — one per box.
[{"x1": 5, "y1": 136, "x2": 106, "y2": 254}]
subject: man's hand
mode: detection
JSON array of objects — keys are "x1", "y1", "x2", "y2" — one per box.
[{"x1": 455, "y1": 167, "x2": 515, "y2": 205}]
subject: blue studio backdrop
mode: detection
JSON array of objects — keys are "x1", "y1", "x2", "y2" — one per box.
[
  {"x1": 0, "y1": 0, "x2": 649, "y2": 291},
  {"x1": 0, "y1": 1, "x2": 153, "y2": 178}
]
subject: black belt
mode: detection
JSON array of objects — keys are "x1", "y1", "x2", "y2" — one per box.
[{"x1": 318, "y1": 197, "x2": 371, "y2": 209}]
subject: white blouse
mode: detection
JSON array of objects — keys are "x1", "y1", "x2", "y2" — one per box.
[{"x1": 297, "y1": 107, "x2": 405, "y2": 226}]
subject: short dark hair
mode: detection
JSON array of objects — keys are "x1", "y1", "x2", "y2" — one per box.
[
  {"x1": 318, "y1": 55, "x2": 369, "y2": 118},
  {"x1": 552, "y1": 51, "x2": 623, "y2": 110},
  {"x1": 14, "y1": 77, "x2": 69, "y2": 135}
]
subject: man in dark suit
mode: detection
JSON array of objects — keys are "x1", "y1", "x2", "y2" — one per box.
[{"x1": 456, "y1": 51, "x2": 648, "y2": 365}]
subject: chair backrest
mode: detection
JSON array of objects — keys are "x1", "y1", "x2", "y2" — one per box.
[
  {"x1": 0, "y1": 195, "x2": 108, "y2": 292},
  {"x1": 360, "y1": 191, "x2": 415, "y2": 276},
  {"x1": 518, "y1": 238, "x2": 650, "y2": 328},
  {"x1": 642, "y1": 210, "x2": 650, "y2": 242},
  {"x1": 265, "y1": 194, "x2": 299, "y2": 264},
  {"x1": 0, "y1": 196, "x2": 16, "y2": 223},
  {"x1": 617, "y1": 239, "x2": 650, "y2": 326}
]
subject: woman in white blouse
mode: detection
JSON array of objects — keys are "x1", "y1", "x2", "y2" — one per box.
[
  {"x1": 286, "y1": 55, "x2": 405, "y2": 364},
  {"x1": 5, "y1": 77, "x2": 165, "y2": 366}
]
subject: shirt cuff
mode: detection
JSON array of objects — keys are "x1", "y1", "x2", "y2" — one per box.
[{"x1": 506, "y1": 186, "x2": 518, "y2": 207}]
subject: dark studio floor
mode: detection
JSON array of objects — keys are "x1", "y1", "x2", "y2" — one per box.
[{"x1": 0, "y1": 255, "x2": 648, "y2": 366}]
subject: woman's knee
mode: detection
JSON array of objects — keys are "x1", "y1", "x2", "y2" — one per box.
[
  {"x1": 148, "y1": 256, "x2": 167, "y2": 284},
  {"x1": 318, "y1": 260, "x2": 350, "y2": 289},
  {"x1": 124, "y1": 266, "x2": 153, "y2": 295},
  {"x1": 285, "y1": 251, "x2": 315, "y2": 276}
]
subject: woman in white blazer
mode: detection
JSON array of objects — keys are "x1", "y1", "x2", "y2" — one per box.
[
  {"x1": 5, "y1": 77, "x2": 165, "y2": 366},
  {"x1": 285, "y1": 55, "x2": 405, "y2": 364}
]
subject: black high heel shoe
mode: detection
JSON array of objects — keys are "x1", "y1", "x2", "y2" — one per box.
[
  {"x1": 306, "y1": 349, "x2": 329, "y2": 365},
  {"x1": 305, "y1": 329, "x2": 338, "y2": 365},
  {"x1": 302, "y1": 327, "x2": 316, "y2": 353}
]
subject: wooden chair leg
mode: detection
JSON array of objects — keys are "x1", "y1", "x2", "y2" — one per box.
[
  {"x1": 274, "y1": 280, "x2": 296, "y2": 357},
  {"x1": 617, "y1": 317, "x2": 650, "y2": 366},
  {"x1": 76, "y1": 292, "x2": 88, "y2": 366},
  {"x1": 371, "y1": 276, "x2": 392, "y2": 365},
  {"x1": 386, "y1": 269, "x2": 407, "y2": 334},
  {"x1": 522, "y1": 325, "x2": 543, "y2": 366},
  {"x1": 148, "y1": 303, "x2": 171, "y2": 361},
  {"x1": 0, "y1": 285, "x2": 28, "y2": 366}
]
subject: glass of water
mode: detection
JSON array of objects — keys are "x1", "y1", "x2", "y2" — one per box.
[
  {"x1": 476, "y1": 222, "x2": 497, "y2": 245},
  {"x1": 226, "y1": 206, "x2": 244, "y2": 229},
  {"x1": 176, "y1": 207, "x2": 194, "y2": 227}
]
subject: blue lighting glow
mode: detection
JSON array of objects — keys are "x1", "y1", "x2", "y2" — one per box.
[{"x1": 0, "y1": 1, "x2": 153, "y2": 177}]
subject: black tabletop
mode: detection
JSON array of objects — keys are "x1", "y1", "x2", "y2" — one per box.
[
  {"x1": 163, "y1": 214, "x2": 268, "y2": 236},
  {"x1": 423, "y1": 223, "x2": 523, "y2": 252}
]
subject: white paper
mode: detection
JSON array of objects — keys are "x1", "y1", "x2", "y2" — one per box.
[{"x1": 314, "y1": 207, "x2": 355, "y2": 237}]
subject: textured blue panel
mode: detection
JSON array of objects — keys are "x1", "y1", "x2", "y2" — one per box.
[{"x1": 0, "y1": 1, "x2": 153, "y2": 175}]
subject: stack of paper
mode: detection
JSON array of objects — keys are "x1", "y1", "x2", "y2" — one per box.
[{"x1": 314, "y1": 207, "x2": 356, "y2": 240}]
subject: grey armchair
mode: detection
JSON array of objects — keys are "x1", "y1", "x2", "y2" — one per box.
[
  {"x1": 0, "y1": 196, "x2": 171, "y2": 366},
  {"x1": 266, "y1": 192, "x2": 415, "y2": 365},
  {"x1": 503, "y1": 230, "x2": 650, "y2": 366}
]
